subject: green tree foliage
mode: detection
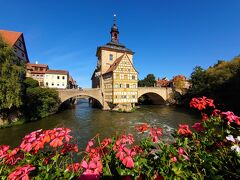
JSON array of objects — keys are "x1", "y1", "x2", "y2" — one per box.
[
  {"x1": 186, "y1": 57, "x2": 240, "y2": 114},
  {"x1": 0, "y1": 36, "x2": 25, "y2": 111},
  {"x1": 24, "y1": 86, "x2": 60, "y2": 120},
  {"x1": 24, "y1": 77, "x2": 39, "y2": 89},
  {"x1": 138, "y1": 74, "x2": 156, "y2": 87}
]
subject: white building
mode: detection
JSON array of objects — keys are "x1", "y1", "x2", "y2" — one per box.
[{"x1": 44, "y1": 70, "x2": 69, "y2": 89}]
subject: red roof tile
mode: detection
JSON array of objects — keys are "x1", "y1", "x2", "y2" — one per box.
[
  {"x1": 46, "y1": 70, "x2": 69, "y2": 75},
  {"x1": 27, "y1": 63, "x2": 48, "y2": 68},
  {"x1": 0, "y1": 30, "x2": 22, "y2": 46}
]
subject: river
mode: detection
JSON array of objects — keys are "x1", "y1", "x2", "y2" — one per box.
[{"x1": 0, "y1": 100, "x2": 199, "y2": 149}]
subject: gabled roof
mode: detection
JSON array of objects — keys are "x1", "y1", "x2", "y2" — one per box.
[
  {"x1": 0, "y1": 30, "x2": 22, "y2": 46},
  {"x1": 103, "y1": 55, "x2": 124, "y2": 74},
  {"x1": 103, "y1": 53, "x2": 138, "y2": 75}
]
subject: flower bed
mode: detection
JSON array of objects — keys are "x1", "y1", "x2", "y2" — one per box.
[{"x1": 0, "y1": 97, "x2": 239, "y2": 179}]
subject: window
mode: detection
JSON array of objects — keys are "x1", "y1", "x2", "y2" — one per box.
[
  {"x1": 126, "y1": 84, "x2": 129, "y2": 88},
  {"x1": 132, "y1": 95, "x2": 136, "y2": 98},
  {"x1": 62, "y1": 76, "x2": 65, "y2": 79},
  {"x1": 57, "y1": 76, "x2": 60, "y2": 79},
  {"x1": 62, "y1": 83, "x2": 65, "y2": 86},
  {"x1": 21, "y1": 53, "x2": 25, "y2": 57},
  {"x1": 40, "y1": 68, "x2": 43, "y2": 71},
  {"x1": 124, "y1": 75, "x2": 128, "y2": 79},
  {"x1": 57, "y1": 84, "x2": 59, "y2": 86},
  {"x1": 52, "y1": 83, "x2": 54, "y2": 86},
  {"x1": 132, "y1": 75, "x2": 135, "y2": 80},
  {"x1": 34, "y1": 67, "x2": 38, "y2": 71},
  {"x1": 120, "y1": 84, "x2": 122, "y2": 88},
  {"x1": 46, "y1": 82, "x2": 48, "y2": 86},
  {"x1": 109, "y1": 54, "x2": 113, "y2": 61}
]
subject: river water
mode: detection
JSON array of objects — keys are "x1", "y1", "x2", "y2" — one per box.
[{"x1": 0, "y1": 100, "x2": 199, "y2": 149}]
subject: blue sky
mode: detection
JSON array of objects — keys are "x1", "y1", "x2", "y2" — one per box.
[{"x1": 1, "y1": 0, "x2": 240, "y2": 87}]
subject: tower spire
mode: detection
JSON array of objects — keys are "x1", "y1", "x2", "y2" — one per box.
[{"x1": 110, "y1": 14, "x2": 119, "y2": 44}]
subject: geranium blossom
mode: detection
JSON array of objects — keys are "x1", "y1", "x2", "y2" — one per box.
[
  {"x1": 8, "y1": 164, "x2": 35, "y2": 180},
  {"x1": 192, "y1": 122, "x2": 204, "y2": 131},
  {"x1": 149, "y1": 127, "x2": 163, "y2": 142},
  {"x1": 0, "y1": 145, "x2": 10, "y2": 159},
  {"x1": 61, "y1": 143, "x2": 78, "y2": 154},
  {"x1": 212, "y1": 109, "x2": 221, "y2": 117},
  {"x1": 67, "y1": 163, "x2": 81, "y2": 173},
  {"x1": 135, "y1": 123, "x2": 149, "y2": 133},
  {"x1": 5, "y1": 148, "x2": 24, "y2": 165},
  {"x1": 177, "y1": 124, "x2": 192, "y2": 136},
  {"x1": 81, "y1": 157, "x2": 103, "y2": 175},
  {"x1": 190, "y1": 96, "x2": 215, "y2": 111},
  {"x1": 178, "y1": 147, "x2": 189, "y2": 160},
  {"x1": 221, "y1": 111, "x2": 240, "y2": 125}
]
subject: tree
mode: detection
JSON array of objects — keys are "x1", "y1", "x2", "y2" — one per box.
[
  {"x1": 172, "y1": 75, "x2": 186, "y2": 90},
  {"x1": 24, "y1": 77, "x2": 39, "y2": 89},
  {"x1": 138, "y1": 74, "x2": 156, "y2": 87},
  {"x1": 24, "y1": 87, "x2": 60, "y2": 120},
  {"x1": 0, "y1": 36, "x2": 25, "y2": 111}
]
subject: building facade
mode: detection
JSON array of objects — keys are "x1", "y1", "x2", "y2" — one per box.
[
  {"x1": 44, "y1": 70, "x2": 69, "y2": 89},
  {"x1": 0, "y1": 30, "x2": 29, "y2": 63},
  {"x1": 26, "y1": 63, "x2": 49, "y2": 86},
  {"x1": 92, "y1": 20, "x2": 138, "y2": 111}
]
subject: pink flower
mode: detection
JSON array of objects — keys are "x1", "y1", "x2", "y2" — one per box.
[
  {"x1": 221, "y1": 111, "x2": 240, "y2": 125},
  {"x1": 81, "y1": 158, "x2": 102, "y2": 175},
  {"x1": 86, "y1": 140, "x2": 94, "y2": 152},
  {"x1": 122, "y1": 156, "x2": 134, "y2": 168},
  {"x1": 8, "y1": 164, "x2": 35, "y2": 180},
  {"x1": 192, "y1": 122, "x2": 204, "y2": 131},
  {"x1": 201, "y1": 113, "x2": 209, "y2": 121},
  {"x1": 171, "y1": 156, "x2": 177, "y2": 163},
  {"x1": 0, "y1": 145, "x2": 10, "y2": 159},
  {"x1": 149, "y1": 127, "x2": 163, "y2": 142},
  {"x1": 178, "y1": 147, "x2": 189, "y2": 161},
  {"x1": 212, "y1": 109, "x2": 221, "y2": 117}
]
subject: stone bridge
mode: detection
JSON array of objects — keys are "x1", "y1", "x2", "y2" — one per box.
[
  {"x1": 57, "y1": 87, "x2": 172, "y2": 108},
  {"x1": 57, "y1": 88, "x2": 103, "y2": 106}
]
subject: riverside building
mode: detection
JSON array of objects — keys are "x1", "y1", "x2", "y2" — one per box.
[
  {"x1": 91, "y1": 18, "x2": 138, "y2": 111},
  {"x1": 0, "y1": 30, "x2": 29, "y2": 63}
]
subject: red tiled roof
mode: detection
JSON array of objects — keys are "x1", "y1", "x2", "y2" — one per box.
[
  {"x1": 0, "y1": 30, "x2": 22, "y2": 46},
  {"x1": 27, "y1": 63, "x2": 48, "y2": 68},
  {"x1": 46, "y1": 69, "x2": 69, "y2": 75},
  {"x1": 103, "y1": 55, "x2": 124, "y2": 74}
]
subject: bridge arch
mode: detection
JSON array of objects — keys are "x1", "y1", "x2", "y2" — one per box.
[
  {"x1": 57, "y1": 89, "x2": 103, "y2": 107},
  {"x1": 138, "y1": 92, "x2": 166, "y2": 104}
]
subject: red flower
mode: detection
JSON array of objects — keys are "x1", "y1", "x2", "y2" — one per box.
[
  {"x1": 50, "y1": 137, "x2": 64, "y2": 148},
  {"x1": 149, "y1": 127, "x2": 163, "y2": 142},
  {"x1": 177, "y1": 124, "x2": 192, "y2": 136},
  {"x1": 201, "y1": 113, "x2": 209, "y2": 121},
  {"x1": 212, "y1": 109, "x2": 221, "y2": 117},
  {"x1": 189, "y1": 96, "x2": 215, "y2": 111},
  {"x1": 5, "y1": 148, "x2": 24, "y2": 165},
  {"x1": 135, "y1": 123, "x2": 149, "y2": 133},
  {"x1": 67, "y1": 163, "x2": 81, "y2": 173},
  {"x1": 192, "y1": 122, "x2": 204, "y2": 131},
  {"x1": 8, "y1": 164, "x2": 35, "y2": 180},
  {"x1": 61, "y1": 143, "x2": 78, "y2": 154},
  {"x1": 122, "y1": 155, "x2": 134, "y2": 168},
  {"x1": 221, "y1": 111, "x2": 240, "y2": 125}
]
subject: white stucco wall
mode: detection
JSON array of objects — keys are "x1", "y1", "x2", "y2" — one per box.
[{"x1": 44, "y1": 74, "x2": 68, "y2": 89}]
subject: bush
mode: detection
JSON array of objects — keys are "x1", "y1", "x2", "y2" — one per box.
[
  {"x1": 0, "y1": 97, "x2": 239, "y2": 179},
  {"x1": 24, "y1": 87, "x2": 60, "y2": 120}
]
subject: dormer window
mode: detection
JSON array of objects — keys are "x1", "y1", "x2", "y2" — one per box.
[{"x1": 109, "y1": 54, "x2": 113, "y2": 61}]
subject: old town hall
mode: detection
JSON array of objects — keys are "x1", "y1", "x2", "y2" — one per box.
[{"x1": 91, "y1": 18, "x2": 138, "y2": 111}]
